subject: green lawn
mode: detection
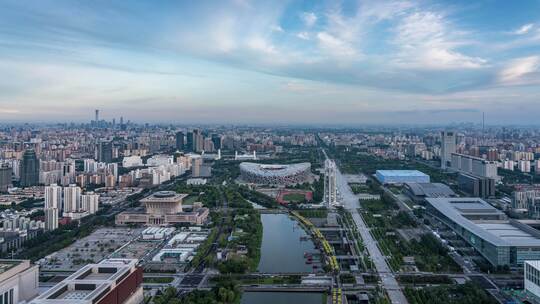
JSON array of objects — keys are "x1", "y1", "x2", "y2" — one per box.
[
  {"x1": 283, "y1": 193, "x2": 306, "y2": 202},
  {"x1": 143, "y1": 276, "x2": 174, "y2": 284},
  {"x1": 183, "y1": 195, "x2": 199, "y2": 205}
]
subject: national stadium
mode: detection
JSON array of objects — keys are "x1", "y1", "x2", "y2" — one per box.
[{"x1": 239, "y1": 162, "x2": 311, "y2": 185}]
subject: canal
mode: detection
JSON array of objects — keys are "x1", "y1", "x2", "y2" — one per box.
[
  {"x1": 257, "y1": 213, "x2": 318, "y2": 273},
  {"x1": 241, "y1": 292, "x2": 325, "y2": 304}
]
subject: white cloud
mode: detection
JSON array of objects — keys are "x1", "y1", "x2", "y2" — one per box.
[
  {"x1": 393, "y1": 11, "x2": 486, "y2": 69},
  {"x1": 514, "y1": 23, "x2": 534, "y2": 35},
  {"x1": 209, "y1": 16, "x2": 237, "y2": 53},
  {"x1": 282, "y1": 81, "x2": 308, "y2": 92},
  {"x1": 0, "y1": 108, "x2": 20, "y2": 114},
  {"x1": 316, "y1": 32, "x2": 357, "y2": 58},
  {"x1": 270, "y1": 25, "x2": 283, "y2": 32},
  {"x1": 296, "y1": 31, "x2": 310, "y2": 40},
  {"x1": 498, "y1": 56, "x2": 540, "y2": 85},
  {"x1": 301, "y1": 12, "x2": 317, "y2": 27},
  {"x1": 246, "y1": 36, "x2": 277, "y2": 55}
]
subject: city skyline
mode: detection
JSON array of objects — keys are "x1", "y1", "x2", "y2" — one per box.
[{"x1": 1, "y1": 0, "x2": 539, "y2": 124}]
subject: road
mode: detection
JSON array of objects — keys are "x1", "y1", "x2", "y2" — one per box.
[{"x1": 323, "y1": 149, "x2": 408, "y2": 304}]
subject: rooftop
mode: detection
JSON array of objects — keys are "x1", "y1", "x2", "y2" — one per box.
[
  {"x1": 32, "y1": 259, "x2": 140, "y2": 304},
  {"x1": 140, "y1": 192, "x2": 188, "y2": 203},
  {"x1": 405, "y1": 182, "x2": 456, "y2": 198},
  {"x1": 426, "y1": 197, "x2": 540, "y2": 247},
  {"x1": 376, "y1": 170, "x2": 429, "y2": 177},
  {"x1": 240, "y1": 162, "x2": 311, "y2": 177}
]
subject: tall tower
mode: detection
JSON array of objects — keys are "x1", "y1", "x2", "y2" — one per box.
[
  {"x1": 441, "y1": 131, "x2": 456, "y2": 169},
  {"x1": 0, "y1": 164, "x2": 12, "y2": 193},
  {"x1": 95, "y1": 109, "x2": 99, "y2": 122},
  {"x1": 176, "y1": 131, "x2": 185, "y2": 151},
  {"x1": 98, "y1": 140, "x2": 113, "y2": 163},
  {"x1": 19, "y1": 149, "x2": 39, "y2": 187},
  {"x1": 324, "y1": 159, "x2": 338, "y2": 206}
]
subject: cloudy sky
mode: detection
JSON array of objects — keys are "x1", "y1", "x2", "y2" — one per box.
[{"x1": 0, "y1": 0, "x2": 539, "y2": 125}]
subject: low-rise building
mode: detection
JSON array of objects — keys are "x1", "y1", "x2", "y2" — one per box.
[
  {"x1": 426, "y1": 197, "x2": 540, "y2": 266},
  {"x1": 525, "y1": 260, "x2": 540, "y2": 301},
  {"x1": 375, "y1": 170, "x2": 430, "y2": 184},
  {"x1": 0, "y1": 259, "x2": 39, "y2": 304},
  {"x1": 115, "y1": 191, "x2": 209, "y2": 226},
  {"x1": 404, "y1": 182, "x2": 456, "y2": 203},
  {"x1": 31, "y1": 259, "x2": 143, "y2": 304}
]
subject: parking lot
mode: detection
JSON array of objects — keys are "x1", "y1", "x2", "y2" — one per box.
[{"x1": 40, "y1": 227, "x2": 143, "y2": 271}]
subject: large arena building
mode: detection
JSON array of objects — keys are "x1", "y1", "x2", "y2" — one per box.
[
  {"x1": 426, "y1": 197, "x2": 540, "y2": 266},
  {"x1": 239, "y1": 162, "x2": 311, "y2": 185},
  {"x1": 375, "y1": 170, "x2": 430, "y2": 184}
]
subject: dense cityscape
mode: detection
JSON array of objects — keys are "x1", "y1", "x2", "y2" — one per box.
[{"x1": 1, "y1": 116, "x2": 540, "y2": 303}]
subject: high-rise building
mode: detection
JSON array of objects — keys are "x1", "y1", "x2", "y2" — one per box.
[
  {"x1": 44, "y1": 184, "x2": 62, "y2": 209},
  {"x1": 192, "y1": 129, "x2": 204, "y2": 152},
  {"x1": 211, "y1": 134, "x2": 222, "y2": 150},
  {"x1": 82, "y1": 192, "x2": 99, "y2": 214},
  {"x1": 186, "y1": 131, "x2": 194, "y2": 152},
  {"x1": 107, "y1": 163, "x2": 118, "y2": 180},
  {"x1": 203, "y1": 138, "x2": 214, "y2": 152},
  {"x1": 19, "y1": 149, "x2": 39, "y2": 187},
  {"x1": 44, "y1": 208, "x2": 58, "y2": 231},
  {"x1": 176, "y1": 131, "x2": 185, "y2": 151},
  {"x1": 44, "y1": 184, "x2": 61, "y2": 231},
  {"x1": 440, "y1": 131, "x2": 456, "y2": 169},
  {"x1": 105, "y1": 174, "x2": 116, "y2": 187},
  {"x1": 450, "y1": 153, "x2": 499, "y2": 179},
  {"x1": 98, "y1": 140, "x2": 113, "y2": 163},
  {"x1": 487, "y1": 148, "x2": 499, "y2": 161},
  {"x1": 196, "y1": 131, "x2": 204, "y2": 152},
  {"x1": 191, "y1": 157, "x2": 203, "y2": 177},
  {"x1": 63, "y1": 184, "x2": 81, "y2": 213},
  {"x1": 0, "y1": 164, "x2": 12, "y2": 192}
]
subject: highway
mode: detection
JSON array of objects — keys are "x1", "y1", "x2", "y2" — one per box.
[{"x1": 323, "y1": 149, "x2": 408, "y2": 304}]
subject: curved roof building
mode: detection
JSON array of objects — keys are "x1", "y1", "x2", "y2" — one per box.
[{"x1": 239, "y1": 162, "x2": 311, "y2": 185}]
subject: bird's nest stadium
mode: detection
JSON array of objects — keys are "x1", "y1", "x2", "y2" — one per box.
[{"x1": 239, "y1": 162, "x2": 311, "y2": 185}]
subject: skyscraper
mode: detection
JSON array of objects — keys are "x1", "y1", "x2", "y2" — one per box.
[
  {"x1": 211, "y1": 134, "x2": 222, "y2": 150},
  {"x1": 98, "y1": 140, "x2": 113, "y2": 163},
  {"x1": 0, "y1": 164, "x2": 12, "y2": 193},
  {"x1": 175, "y1": 131, "x2": 185, "y2": 151},
  {"x1": 19, "y1": 149, "x2": 39, "y2": 187},
  {"x1": 441, "y1": 131, "x2": 456, "y2": 169},
  {"x1": 193, "y1": 129, "x2": 204, "y2": 152},
  {"x1": 186, "y1": 131, "x2": 194, "y2": 152}
]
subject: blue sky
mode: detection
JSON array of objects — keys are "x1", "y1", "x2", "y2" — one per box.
[{"x1": 0, "y1": 0, "x2": 539, "y2": 124}]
